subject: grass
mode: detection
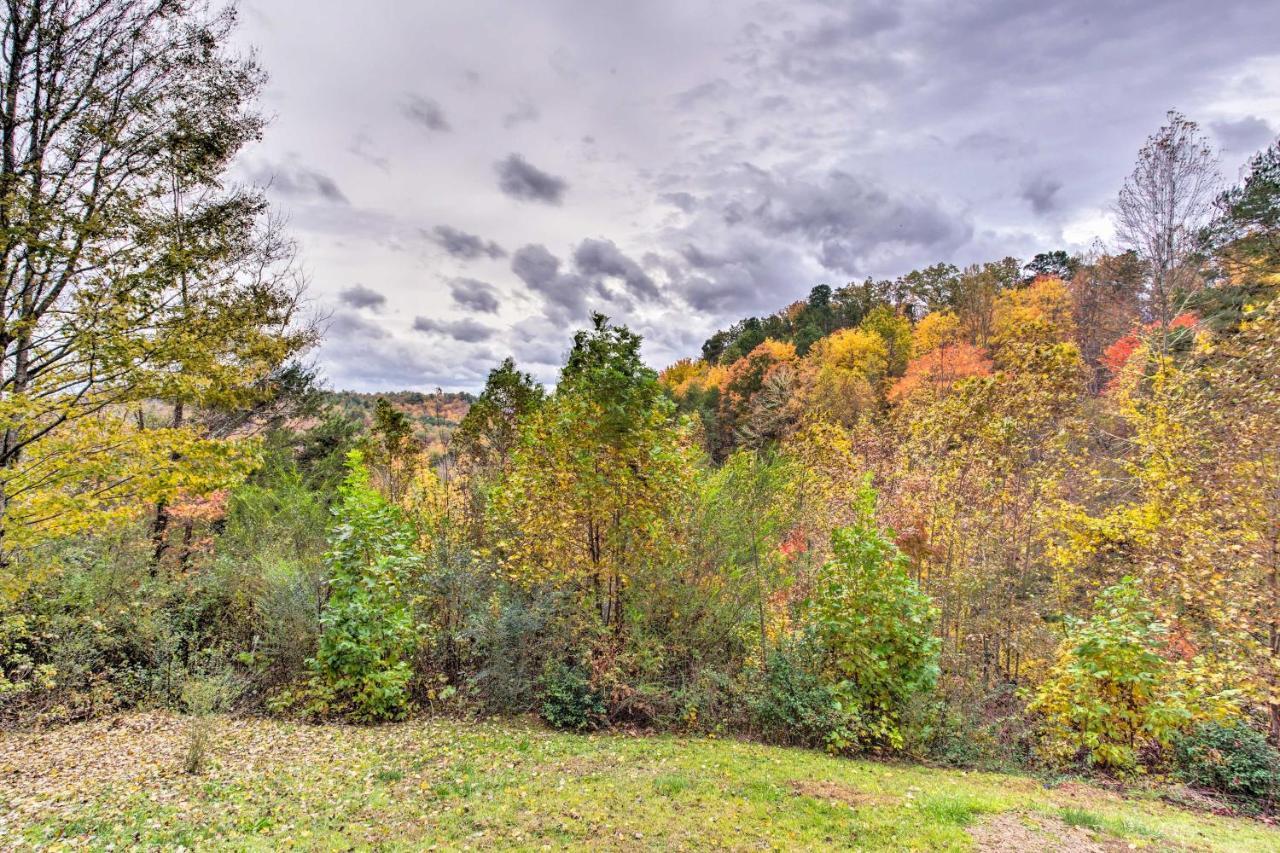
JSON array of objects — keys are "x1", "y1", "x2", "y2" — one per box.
[{"x1": 2, "y1": 712, "x2": 1276, "y2": 851}]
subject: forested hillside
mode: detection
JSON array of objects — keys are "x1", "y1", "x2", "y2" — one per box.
[{"x1": 1, "y1": 0, "x2": 1280, "y2": 843}]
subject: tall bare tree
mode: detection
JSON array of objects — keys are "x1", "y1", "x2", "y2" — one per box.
[{"x1": 1115, "y1": 110, "x2": 1221, "y2": 329}]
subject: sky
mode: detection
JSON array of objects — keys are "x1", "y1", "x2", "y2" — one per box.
[{"x1": 234, "y1": 0, "x2": 1280, "y2": 392}]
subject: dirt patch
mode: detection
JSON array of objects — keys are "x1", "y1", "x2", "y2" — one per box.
[
  {"x1": 970, "y1": 813, "x2": 1131, "y2": 852},
  {"x1": 789, "y1": 779, "x2": 896, "y2": 808}
]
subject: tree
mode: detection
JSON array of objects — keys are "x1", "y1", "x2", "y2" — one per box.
[
  {"x1": 0, "y1": 1, "x2": 310, "y2": 567},
  {"x1": 1115, "y1": 111, "x2": 1222, "y2": 328},
  {"x1": 452, "y1": 357, "x2": 544, "y2": 471},
  {"x1": 304, "y1": 451, "x2": 420, "y2": 722},
  {"x1": 893, "y1": 263, "x2": 960, "y2": 317},
  {"x1": 1029, "y1": 579, "x2": 1191, "y2": 771},
  {"x1": 809, "y1": 480, "x2": 940, "y2": 750},
  {"x1": 491, "y1": 315, "x2": 698, "y2": 637},
  {"x1": 1025, "y1": 251, "x2": 1080, "y2": 282},
  {"x1": 1068, "y1": 248, "x2": 1145, "y2": 389},
  {"x1": 366, "y1": 398, "x2": 417, "y2": 503},
  {"x1": 1203, "y1": 140, "x2": 1280, "y2": 291}
]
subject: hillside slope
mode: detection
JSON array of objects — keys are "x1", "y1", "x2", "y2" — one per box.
[{"x1": 3, "y1": 714, "x2": 1275, "y2": 851}]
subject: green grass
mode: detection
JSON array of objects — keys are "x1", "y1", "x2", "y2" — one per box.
[{"x1": 2, "y1": 712, "x2": 1276, "y2": 851}]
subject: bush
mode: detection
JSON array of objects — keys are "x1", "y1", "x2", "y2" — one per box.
[
  {"x1": 746, "y1": 645, "x2": 852, "y2": 749},
  {"x1": 540, "y1": 660, "x2": 604, "y2": 731},
  {"x1": 1029, "y1": 578, "x2": 1191, "y2": 772},
  {"x1": 302, "y1": 451, "x2": 421, "y2": 722},
  {"x1": 1174, "y1": 722, "x2": 1279, "y2": 810},
  {"x1": 807, "y1": 480, "x2": 940, "y2": 752}
]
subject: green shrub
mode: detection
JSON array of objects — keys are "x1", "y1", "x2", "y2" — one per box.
[
  {"x1": 746, "y1": 645, "x2": 851, "y2": 749},
  {"x1": 1174, "y1": 722, "x2": 1279, "y2": 810},
  {"x1": 807, "y1": 480, "x2": 940, "y2": 752},
  {"x1": 539, "y1": 660, "x2": 604, "y2": 731},
  {"x1": 303, "y1": 451, "x2": 421, "y2": 722}
]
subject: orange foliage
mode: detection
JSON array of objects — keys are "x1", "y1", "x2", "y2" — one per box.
[{"x1": 889, "y1": 342, "x2": 993, "y2": 403}]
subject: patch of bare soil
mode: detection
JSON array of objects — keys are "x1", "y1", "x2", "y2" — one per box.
[
  {"x1": 970, "y1": 813, "x2": 1132, "y2": 852},
  {"x1": 788, "y1": 779, "x2": 897, "y2": 808}
]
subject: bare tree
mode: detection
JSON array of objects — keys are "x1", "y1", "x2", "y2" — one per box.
[{"x1": 1114, "y1": 110, "x2": 1221, "y2": 329}]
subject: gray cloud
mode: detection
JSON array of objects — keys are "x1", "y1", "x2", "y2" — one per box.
[
  {"x1": 251, "y1": 160, "x2": 348, "y2": 204},
  {"x1": 403, "y1": 94, "x2": 450, "y2": 132},
  {"x1": 1020, "y1": 175, "x2": 1063, "y2": 215},
  {"x1": 511, "y1": 243, "x2": 589, "y2": 320},
  {"x1": 711, "y1": 165, "x2": 970, "y2": 275},
  {"x1": 502, "y1": 99, "x2": 540, "y2": 128},
  {"x1": 337, "y1": 283, "x2": 387, "y2": 310},
  {"x1": 1211, "y1": 116, "x2": 1276, "y2": 155},
  {"x1": 412, "y1": 316, "x2": 496, "y2": 342},
  {"x1": 328, "y1": 311, "x2": 386, "y2": 340},
  {"x1": 495, "y1": 154, "x2": 567, "y2": 204},
  {"x1": 572, "y1": 238, "x2": 660, "y2": 301},
  {"x1": 428, "y1": 224, "x2": 506, "y2": 260},
  {"x1": 449, "y1": 278, "x2": 501, "y2": 313}
]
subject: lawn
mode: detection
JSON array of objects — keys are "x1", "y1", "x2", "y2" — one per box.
[{"x1": 2, "y1": 713, "x2": 1276, "y2": 851}]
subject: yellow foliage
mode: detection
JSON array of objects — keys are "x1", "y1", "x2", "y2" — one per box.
[
  {"x1": 991, "y1": 276, "x2": 1075, "y2": 348},
  {"x1": 911, "y1": 311, "x2": 962, "y2": 357}
]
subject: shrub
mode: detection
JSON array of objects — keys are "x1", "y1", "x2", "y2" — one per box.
[
  {"x1": 539, "y1": 660, "x2": 604, "y2": 731},
  {"x1": 1029, "y1": 578, "x2": 1189, "y2": 772},
  {"x1": 807, "y1": 480, "x2": 940, "y2": 751},
  {"x1": 180, "y1": 656, "x2": 242, "y2": 775},
  {"x1": 303, "y1": 451, "x2": 421, "y2": 722},
  {"x1": 1173, "y1": 722, "x2": 1279, "y2": 810},
  {"x1": 746, "y1": 645, "x2": 852, "y2": 749}
]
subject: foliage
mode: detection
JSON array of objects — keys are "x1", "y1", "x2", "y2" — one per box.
[
  {"x1": 808, "y1": 480, "x2": 940, "y2": 751},
  {"x1": 302, "y1": 452, "x2": 421, "y2": 722},
  {"x1": 746, "y1": 644, "x2": 851, "y2": 749},
  {"x1": 1173, "y1": 722, "x2": 1279, "y2": 809},
  {"x1": 539, "y1": 660, "x2": 606, "y2": 731},
  {"x1": 1028, "y1": 579, "x2": 1237, "y2": 772}
]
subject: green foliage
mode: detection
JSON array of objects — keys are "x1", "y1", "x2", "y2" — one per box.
[
  {"x1": 539, "y1": 660, "x2": 605, "y2": 731},
  {"x1": 807, "y1": 480, "x2": 940, "y2": 752},
  {"x1": 1029, "y1": 578, "x2": 1190, "y2": 772},
  {"x1": 746, "y1": 645, "x2": 851, "y2": 749},
  {"x1": 303, "y1": 452, "x2": 421, "y2": 722},
  {"x1": 1174, "y1": 722, "x2": 1279, "y2": 809}
]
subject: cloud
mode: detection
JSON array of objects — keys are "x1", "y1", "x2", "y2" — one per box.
[
  {"x1": 449, "y1": 278, "x2": 501, "y2": 313},
  {"x1": 495, "y1": 154, "x2": 568, "y2": 204},
  {"x1": 1020, "y1": 175, "x2": 1063, "y2": 215},
  {"x1": 402, "y1": 94, "x2": 450, "y2": 132},
  {"x1": 337, "y1": 283, "x2": 387, "y2": 310},
  {"x1": 572, "y1": 238, "x2": 660, "y2": 301},
  {"x1": 659, "y1": 192, "x2": 697, "y2": 212},
  {"x1": 411, "y1": 316, "x2": 496, "y2": 342},
  {"x1": 250, "y1": 160, "x2": 348, "y2": 204},
  {"x1": 327, "y1": 311, "x2": 387, "y2": 340},
  {"x1": 511, "y1": 243, "x2": 589, "y2": 320},
  {"x1": 502, "y1": 99, "x2": 540, "y2": 128},
  {"x1": 1211, "y1": 116, "x2": 1276, "y2": 155},
  {"x1": 709, "y1": 165, "x2": 970, "y2": 275},
  {"x1": 427, "y1": 224, "x2": 506, "y2": 260}
]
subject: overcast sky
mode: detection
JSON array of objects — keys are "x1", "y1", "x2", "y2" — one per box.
[{"x1": 235, "y1": 0, "x2": 1280, "y2": 392}]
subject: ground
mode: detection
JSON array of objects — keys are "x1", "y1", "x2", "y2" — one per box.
[{"x1": 2, "y1": 713, "x2": 1276, "y2": 851}]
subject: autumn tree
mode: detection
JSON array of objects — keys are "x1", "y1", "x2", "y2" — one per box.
[
  {"x1": 491, "y1": 315, "x2": 698, "y2": 640},
  {"x1": 0, "y1": 1, "x2": 312, "y2": 573}
]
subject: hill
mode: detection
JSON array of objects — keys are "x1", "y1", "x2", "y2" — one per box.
[
  {"x1": 3, "y1": 713, "x2": 1275, "y2": 851},
  {"x1": 326, "y1": 389, "x2": 473, "y2": 456}
]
